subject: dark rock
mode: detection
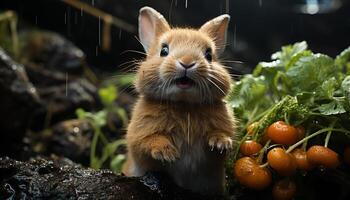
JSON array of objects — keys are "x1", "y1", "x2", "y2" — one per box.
[
  {"x1": 0, "y1": 47, "x2": 41, "y2": 157},
  {"x1": 47, "y1": 119, "x2": 93, "y2": 165},
  {"x1": 0, "y1": 157, "x2": 221, "y2": 200},
  {"x1": 30, "y1": 77, "x2": 99, "y2": 130},
  {"x1": 38, "y1": 78, "x2": 97, "y2": 115},
  {"x1": 20, "y1": 31, "x2": 85, "y2": 74},
  {"x1": 13, "y1": 30, "x2": 99, "y2": 129}
]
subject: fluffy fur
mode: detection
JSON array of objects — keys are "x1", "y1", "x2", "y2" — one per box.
[{"x1": 123, "y1": 7, "x2": 236, "y2": 194}]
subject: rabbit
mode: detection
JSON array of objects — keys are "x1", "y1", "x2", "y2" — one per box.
[{"x1": 122, "y1": 6, "x2": 236, "y2": 195}]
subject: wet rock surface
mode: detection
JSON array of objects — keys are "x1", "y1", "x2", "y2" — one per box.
[
  {"x1": 35, "y1": 78, "x2": 98, "y2": 123},
  {"x1": 0, "y1": 157, "x2": 221, "y2": 200},
  {"x1": 20, "y1": 31, "x2": 85, "y2": 74},
  {"x1": 0, "y1": 47, "x2": 41, "y2": 157},
  {"x1": 46, "y1": 119, "x2": 93, "y2": 165}
]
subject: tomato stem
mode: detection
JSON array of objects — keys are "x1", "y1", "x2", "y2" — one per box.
[
  {"x1": 286, "y1": 128, "x2": 350, "y2": 154},
  {"x1": 284, "y1": 112, "x2": 290, "y2": 125},
  {"x1": 302, "y1": 128, "x2": 310, "y2": 151},
  {"x1": 324, "y1": 121, "x2": 336, "y2": 148},
  {"x1": 257, "y1": 140, "x2": 271, "y2": 164},
  {"x1": 324, "y1": 131, "x2": 332, "y2": 148},
  {"x1": 259, "y1": 162, "x2": 269, "y2": 168}
]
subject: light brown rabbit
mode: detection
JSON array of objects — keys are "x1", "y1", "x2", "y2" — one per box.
[{"x1": 122, "y1": 6, "x2": 236, "y2": 195}]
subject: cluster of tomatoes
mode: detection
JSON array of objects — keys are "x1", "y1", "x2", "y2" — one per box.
[{"x1": 234, "y1": 121, "x2": 350, "y2": 200}]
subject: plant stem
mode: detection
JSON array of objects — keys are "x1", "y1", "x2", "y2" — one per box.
[
  {"x1": 257, "y1": 140, "x2": 271, "y2": 164},
  {"x1": 232, "y1": 134, "x2": 249, "y2": 161},
  {"x1": 259, "y1": 162, "x2": 269, "y2": 168},
  {"x1": 286, "y1": 128, "x2": 350, "y2": 153},
  {"x1": 284, "y1": 112, "x2": 289, "y2": 125},
  {"x1": 247, "y1": 105, "x2": 259, "y2": 125},
  {"x1": 324, "y1": 121, "x2": 336, "y2": 148},
  {"x1": 90, "y1": 122, "x2": 100, "y2": 169},
  {"x1": 324, "y1": 131, "x2": 332, "y2": 148},
  {"x1": 302, "y1": 128, "x2": 310, "y2": 151}
]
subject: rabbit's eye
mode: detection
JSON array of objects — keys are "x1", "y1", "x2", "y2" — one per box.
[
  {"x1": 160, "y1": 44, "x2": 169, "y2": 57},
  {"x1": 205, "y1": 48, "x2": 212, "y2": 62}
]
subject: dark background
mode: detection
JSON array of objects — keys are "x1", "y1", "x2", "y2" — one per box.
[{"x1": 1, "y1": 0, "x2": 349, "y2": 75}]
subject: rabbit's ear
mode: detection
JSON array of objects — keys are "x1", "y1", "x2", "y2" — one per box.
[
  {"x1": 139, "y1": 7, "x2": 170, "y2": 52},
  {"x1": 200, "y1": 15, "x2": 230, "y2": 55}
]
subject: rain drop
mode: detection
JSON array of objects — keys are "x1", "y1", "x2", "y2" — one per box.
[
  {"x1": 259, "y1": 0, "x2": 262, "y2": 7},
  {"x1": 98, "y1": 16, "x2": 101, "y2": 46},
  {"x1": 319, "y1": 166, "x2": 325, "y2": 172},
  {"x1": 65, "y1": 73, "x2": 68, "y2": 96},
  {"x1": 73, "y1": 127, "x2": 80, "y2": 134},
  {"x1": 30, "y1": 87, "x2": 36, "y2": 94},
  {"x1": 225, "y1": 0, "x2": 229, "y2": 13},
  {"x1": 233, "y1": 24, "x2": 237, "y2": 48},
  {"x1": 185, "y1": 0, "x2": 188, "y2": 8}
]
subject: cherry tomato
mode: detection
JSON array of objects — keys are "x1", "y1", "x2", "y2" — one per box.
[
  {"x1": 344, "y1": 146, "x2": 350, "y2": 165},
  {"x1": 240, "y1": 140, "x2": 263, "y2": 156},
  {"x1": 234, "y1": 157, "x2": 272, "y2": 190},
  {"x1": 272, "y1": 179, "x2": 297, "y2": 200},
  {"x1": 291, "y1": 148, "x2": 314, "y2": 171},
  {"x1": 267, "y1": 121, "x2": 298, "y2": 145},
  {"x1": 267, "y1": 147, "x2": 296, "y2": 176},
  {"x1": 306, "y1": 145, "x2": 340, "y2": 169},
  {"x1": 247, "y1": 122, "x2": 258, "y2": 135}
]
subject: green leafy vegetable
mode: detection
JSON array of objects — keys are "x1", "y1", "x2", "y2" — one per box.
[{"x1": 228, "y1": 41, "x2": 350, "y2": 162}]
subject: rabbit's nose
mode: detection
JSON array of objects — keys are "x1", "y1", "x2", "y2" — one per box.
[{"x1": 179, "y1": 62, "x2": 196, "y2": 69}]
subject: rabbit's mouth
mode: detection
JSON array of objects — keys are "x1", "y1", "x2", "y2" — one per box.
[{"x1": 175, "y1": 77, "x2": 195, "y2": 89}]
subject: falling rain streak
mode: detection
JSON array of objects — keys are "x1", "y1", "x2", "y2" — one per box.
[
  {"x1": 225, "y1": 0, "x2": 229, "y2": 13},
  {"x1": 35, "y1": 16, "x2": 38, "y2": 24},
  {"x1": 96, "y1": 46, "x2": 98, "y2": 56},
  {"x1": 64, "y1": 12, "x2": 67, "y2": 24},
  {"x1": 98, "y1": 16, "x2": 101, "y2": 46},
  {"x1": 185, "y1": 0, "x2": 188, "y2": 8},
  {"x1": 119, "y1": 29, "x2": 122, "y2": 40},
  {"x1": 92, "y1": 0, "x2": 94, "y2": 6},
  {"x1": 65, "y1": 73, "x2": 68, "y2": 96},
  {"x1": 259, "y1": 0, "x2": 263, "y2": 7},
  {"x1": 233, "y1": 24, "x2": 237, "y2": 48},
  {"x1": 81, "y1": 7, "x2": 83, "y2": 16}
]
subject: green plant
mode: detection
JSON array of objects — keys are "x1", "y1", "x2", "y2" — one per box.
[
  {"x1": 227, "y1": 42, "x2": 350, "y2": 194},
  {"x1": 0, "y1": 10, "x2": 19, "y2": 58},
  {"x1": 76, "y1": 84, "x2": 127, "y2": 173}
]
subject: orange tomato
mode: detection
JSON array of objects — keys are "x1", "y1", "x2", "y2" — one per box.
[
  {"x1": 306, "y1": 145, "x2": 340, "y2": 169},
  {"x1": 267, "y1": 121, "x2": 298, "y2": 145},
  {"x1": 234, "y1": 157, "x2": 272, "y2": 190},
  {"x1": 291, "y1": 148, "x2": 314, "y2": 171},
  {"x1": 267, "y1": 147, "x2": 296, "y2": 176},
  {"x1": 240, "y1": 140, "x2": 263, "y2": 156}
]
